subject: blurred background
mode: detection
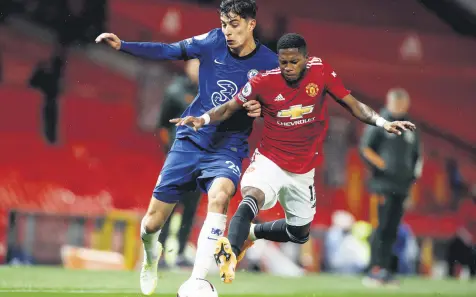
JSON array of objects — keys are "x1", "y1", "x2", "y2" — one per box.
[{"x1": 0, "y1": 0, "x2": 475, "y2": 282}]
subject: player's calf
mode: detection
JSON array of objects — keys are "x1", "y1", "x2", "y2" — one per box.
[
  {"x1": 141, "y1": 198, "x2": 175, "y2": 264},
  {"x1": 286, "y1": 223, "x2": 311, "y2": 244},
  {"x1": 228, "y1": 188, "x2": 265, "y2": 257},
  {"x1": 190, "y1": 178, "x2": 232, "y2": 280},
  {"x1": 140, "y1": 198, "x2": 175, "y2": 295},
  {"x1": 253, "y1": 219, "x2": 311, "y2": 244}
]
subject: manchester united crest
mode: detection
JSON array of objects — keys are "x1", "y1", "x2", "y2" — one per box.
[
  {"x1": 306, "y1": 83, "x2": 319, "y2": 97},
  {"x1": 305, "y1": 83, "x2": 319, "y2": 97}
]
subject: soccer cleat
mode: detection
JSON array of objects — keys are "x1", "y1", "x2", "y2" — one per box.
[
  {"x1": 214, "y1": 237, "x2": 237, "y2": 284},
  {"x1": 140, "y1": 243, "x2": 163, "y2": 295}
]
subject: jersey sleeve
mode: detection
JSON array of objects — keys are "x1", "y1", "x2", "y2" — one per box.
[
  {"x1": 180, "y1": 29, "x2": 219, "y2": 59},
  {"x1": 323, "y1": 62, "x2": 351, "y2": 99},
  {"x1": 120, "y1": 29, "x2": 218, "y2": 61},
  {"x1": 234, "y1": 74, "x2": 265, "y2": 106}
]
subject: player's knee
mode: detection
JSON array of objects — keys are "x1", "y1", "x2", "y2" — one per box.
[
  {"x1": 208, "y1": 190, "x2": 231, "y2": 214},
  {"x1": 142, "y1": 214, "x2": 161, "y2": 233},
  {"x1": 241, "y1": 186, "x2": 266, "y2": 209},
  {"x1": 286, "y1": 223, "x2": 311, "y2": 244},
  {"x1": 142, "y1": 198, "x2": 172, "y2": 232}
]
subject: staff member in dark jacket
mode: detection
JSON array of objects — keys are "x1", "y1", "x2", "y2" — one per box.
[{"x1": 360, "y1": 88, "x2": 423, "y2": 286}]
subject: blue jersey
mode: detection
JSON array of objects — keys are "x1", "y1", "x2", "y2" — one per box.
[{"x1": 121, "y1": 29, "x2": 278, "y2": 158}]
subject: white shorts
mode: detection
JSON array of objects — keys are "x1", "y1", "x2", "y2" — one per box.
[{"x1": 240, "y1": 149, "x2": 316, "y2": 226}]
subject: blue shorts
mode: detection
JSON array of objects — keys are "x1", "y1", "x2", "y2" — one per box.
[{"x1": 153, "y1": 138, "x2": 243, "y2": 203}]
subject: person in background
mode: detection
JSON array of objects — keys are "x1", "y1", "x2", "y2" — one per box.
[
  {"x1": 324, "y1": 212, "x2": 372, "y2": 275},
  {"x1": 325, "y1": 211, "x2": 358, "y2": 273},
  {"x1": 360, "y1": 88, "x2": 423, "y2": 287},
  {"x1": 446, "y1": 227, "x2": 476, "y2": 279},
  {"x1": 29, "y1": 45, "x2": 66, "y2": 144},
  {"x1": 156, "y1": 59, "x2": 202, "y2": 268}
]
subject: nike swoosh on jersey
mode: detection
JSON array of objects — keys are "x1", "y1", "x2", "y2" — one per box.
[{"x1": 214, "y1": 59, "x2": 225, "y2": 65}]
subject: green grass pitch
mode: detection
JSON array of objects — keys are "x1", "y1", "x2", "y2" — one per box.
[{"x1": 0, "y1": 266, "x2": 474, "y2": 297}]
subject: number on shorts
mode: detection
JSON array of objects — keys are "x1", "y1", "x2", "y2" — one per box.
[
  {"x1": 309, "y1": 185, "x2": 316, "y2": 208},
  {"x1": 225, "y1": 161, "x2": 241, "y2": 176}
]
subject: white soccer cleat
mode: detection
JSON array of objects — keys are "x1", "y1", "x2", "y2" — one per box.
[{"x1": 140, "y1": 243, "x2": 163, "y2": 295}]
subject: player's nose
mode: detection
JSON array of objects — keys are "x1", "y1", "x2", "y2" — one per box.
[{"x1": 223, "y1": 27, "x2": 232, "y2": 36}]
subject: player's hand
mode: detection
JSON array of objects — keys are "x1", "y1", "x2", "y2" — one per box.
[
  {"x1": 383, "y1": 121, "x2": 416, "y2": 135},
  {"x1": 243, "y1": 100, "x2": 262, "y2": 118},
  {"x1": 169, "y1": 116, "x2": 205, "y2": 132},
  {"x1": 95, "y1": 33, "x2": 121, "y2": 50}
]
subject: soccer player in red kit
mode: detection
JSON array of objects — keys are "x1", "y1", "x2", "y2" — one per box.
[{"x1": 172, "y1": 33, "x2": 416, "y2": 283}]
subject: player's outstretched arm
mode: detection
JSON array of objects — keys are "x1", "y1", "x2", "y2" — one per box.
[
  {"x1": 170, "y1": 99, "x2": 243, "y2": 131},
  {"x1": 336, "y1": 94, "x2": 416, "y2": 135},
  {"x1": 207, "y1": 98, "x2": 244, "y2": 123},
  {"x1": 95, "y1": 32, "x2": 199, "y2": 61}
]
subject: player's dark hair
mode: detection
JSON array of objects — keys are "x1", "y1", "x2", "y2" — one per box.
[
  {"x1": 277, "y1": 33, "x2": 307, "y2": 56},
  {"x1": 219, "y1": 0, "x2": 257, "y2": 20}
]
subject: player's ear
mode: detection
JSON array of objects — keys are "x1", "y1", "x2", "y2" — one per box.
[{"x1": 248, "y1": 19, "x2": 256, "y2": 32}]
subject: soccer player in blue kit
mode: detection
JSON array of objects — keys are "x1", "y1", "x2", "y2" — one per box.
[{"x1": 95, "y1": 0, "x2": 277, "y2": 295}]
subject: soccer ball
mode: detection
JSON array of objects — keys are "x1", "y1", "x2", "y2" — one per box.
[{"x1": 177, "y1": 278, "x2": 218, "y2": 297}]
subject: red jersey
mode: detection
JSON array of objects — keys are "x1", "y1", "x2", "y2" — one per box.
[{"x1": 235, "y1": 57, "x2": 350, "y2": 174}]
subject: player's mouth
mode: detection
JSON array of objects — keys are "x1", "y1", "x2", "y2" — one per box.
[
  {"x1": 226, "y1": 40, "x2": 235, "y2": 46},
  {"x1": 283, "y1": 73, "x2": 298, "y2": 80}
]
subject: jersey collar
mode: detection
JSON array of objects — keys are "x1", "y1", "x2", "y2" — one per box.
[{"x1": 228, "y1": 39, "x2": 261, "y2": 60}]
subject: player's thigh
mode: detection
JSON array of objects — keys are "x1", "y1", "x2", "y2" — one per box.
[
  {"x1": 153, "y1": 142, "x2": 201, "y2": 204},
  {"x1": 198, "y1": 154, "x2": 243, "y2": 197},
  {"x1": 240, "y1": 150, "x2": 285, "y2": 210},
  {"x1": 279, "y1": 170, "x2": 316, "y2": 226}
]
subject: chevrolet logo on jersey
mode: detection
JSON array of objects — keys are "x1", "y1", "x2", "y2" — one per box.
[{"x1": 277, "y1": 104, "x2": 314, "y2": 120}]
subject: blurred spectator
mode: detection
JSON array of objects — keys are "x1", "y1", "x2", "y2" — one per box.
[
  {"x1": 29, "y1": 45, "x2": 66, "y2": 144},
  {"x1": 446, "y1": 227, "x2": 476, "y2": 278},
  {"x1": 324, "y1": 210, "x2": 354, "y2": 269},
  {"x1": 324, "y1": 211, "x2": 370, "y2": 274},
  {"x1": 360, "y1": 88, "x2": 423, "y2": 285},
  {"x1": 157, "y1": 59, "x2": 202, "y2": 268}
]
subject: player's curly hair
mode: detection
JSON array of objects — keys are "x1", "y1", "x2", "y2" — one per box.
[
  {"x1": 219, "y1": 0, "x2": 257, "y2": 19},
  {"x1": 277, "y1": 33, "x2": 308, "y2": 55}
]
